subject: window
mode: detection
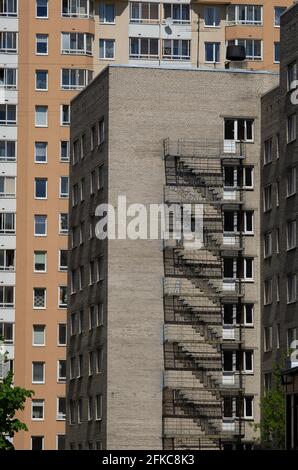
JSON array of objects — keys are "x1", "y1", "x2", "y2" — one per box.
[
  {"x1": 224, "y1": 118, "x2": 254, "y2": 142},
  {"x1": 70, "y1": 313, "x2": 77, "y2": 336},
  {"x1": 61, "y1": 32, "x2": 93, "y2": 55},
  {"x1": 57, "y1": 435, "x2": 65, "y2": 451},
  {"x1": 205, "y1": 42, "x2": 220, "y2": 62},
  {"x1": 61, "y1": 105, "x2": 70, "y2": 126},
  {"x1": 287, "y1": 274, "x2": 297, "y2": 303},
  {"x1": 59, "y1": 213, "x2": 68, "y2": 234},
  {"x1": 32, "y1": 362, "x2": 45, "y2": 383},
  {"x1": 263, "y1": 185, "x2": 272, "y2": 212},
  {"x1": 33, "y1": 287, "x2": 46, "y2": 309},
  {"x1": 81, "y1": 134, "x2": 86, "y2": 158},
  {"x1": 277, "y1": 276, "x2": 280, "y2": 303},
  {"x1": 243, "y1": 304, "x2": 253, "y2": 326},
  {"x1": 73, "y1": 138, "x2": 81, "y2": 163},
  {"x1": 163, "y1": 39, "x2": 190, "y2": 60},
  {"x1": 78, "y1": 310, "x2": 84, "y2": 334},
  {"x1": 0, "y1": 286, "x2": 14, "y2": 308},
  {"x1": 72, "y1": 184, "x2": 80, "y2": 206},
  {"x1": 89, "y1": 351, "x2": 94, "y2": 375},
  {"x1": 78, "y1": 354, "x2": 83, "y2": 377},
  {"x1": 60, "y1": 141, "x2": 69, "y2": 162},
  {"x1": 70, "y1": 357, "x2": 76, "y2": 379},
  {"x1": 243, "y1": 258, "x2": 253, "y2": 280},
  {"x1": 287, "y1": 114, "x2": 296, "y2": 143},
  {"x1": 89, "y1": 305, "x2": 97, "y2": 329},
  {"x1": 59, "y1": 176, "x2": 69, "y2": 198},
  {"x1": 228, "y1": 39, "x2": 262, "y2": 61},
  {"x1": 0, "y1": 176, "x2": 16, "y2": 197},
  {"x1": 31, "y1": 436, "x2": 44, "y2": 451},
  {"x1": 274, "y1": 42, "x2": 280, "y2": 63},
  {"x1": 97, "y1": 256, "x2": 104, "y2": 281},
  {"x1": 276, "y1": 323, "x2": 280, "y2": 349},
  {"x1": 99, "y1": 39, "x2": 115, "y2": 59},
  {"x1": 264, "y1": 139, "x2": 272, "y2": 164},
  {"x1": 244, "y1": 211, "x2": 253, "y2": 234},
  {"x1": 57, "y1": 397, "x2": 66, "y2": 420},
  {"x1": 287, "y1": 166, "x2": 296, "y2": 196},
  {"x1": 223, "y1": 350, "x2": 253, "y2": 373},
  {"x1": 36, "y1": 34, "x2": 48, "y2": 54},
  {"x1": 98, "y1": 119, "x2": 105, "y2": 144},
  {"x1": 88, "y1": 396, "x2": 93, "y2": 421},
  {"x1": 62, "y1": 0, "x2": 94, "y2": 18},
  {"x1": 33, "y1": 325, "x2": 45, "y2": 346},
  {"x1": 287, "y1": 219, "x2": 296, "y2": 250},
  {"x1": 276, "y1": 228, "x2": 280, "y2": 254},
  {"x1": 90, "y1": 128, "x2": 96, "y2": 151},
  {"x1": 77, "y1": 399, "x2": 82, "y2": 423},
  {"x1": 96, "y1": 348, "x2": 103, "y2": 373},
  {"x1": 58, "y1": 323, "x2": 67, "y2": 346},
  {"x1": 129, "y1": 37, "x2": 158, "y2": 59},
  {"x1": 274, "y1": 6, "x2": 286, "y2": 26},
  {"x1": 287, "y1": 327, "x2": 297, "y2": 350},
  {"x1": 32, "y1": 400, "x2": 44, "y2": 420},
  {"x1": 0, "y1": 31, "x2": 17, "y2": 53},
  {"x1": 69, "y1": 400, "x2": 75, "y2": 425},
  {"x1": 59, "y1": 286, "x2": 67, "y2": 308},
  {"x1": 204, "y1": 6, "x2": 220, "y2": 26},
  {"x1": 95, "y1": 394, "x2": 102, "y2": 420},
  {"x1": 0, "y1": 104, "x2": 16, "y2": 125},
  {"x1": 288, "y1": 61, "x2": 297, "y2": 91},
  {"x1": 61, "y1": 68, "x2": 92, "y2": 90},
  {"x1": 223, "y1": 396, "x2": 254, "y2": 420},
  {"x1": 0, "y1": 322, "x2": 13, "y2": 343},
  {"x1": 227, "y1": 5, "x2": 262, "y2": 25},
  {"x1": 264, "y1": 326, "x2": 273, "y2": 352},
  {"x1": 57, "y1": 360, "x2": 66, "y2": 382},
  {"x1": 35, "y1": 70, "x2": 48, "y2": 90},
  {"x1": 0, "y1": 212, "x2": 15, "y2": 234},
  {"x1": 264, "y1": 278, "x2": 272, "y2": 305},
  {"x1": 99, "y1": 2, "x2": 115, "y2": 23},
  {"x1": 36, "y1": 0, "x2": 48, "y2": 17},
  {"x1": 35, "y1": 142, "x2": 47, "y2": 163},
  {"x1": 0, "y1": 140, "x2": 16, "y2": 162},
  {"x1": 243, "y1": 167, "x2": 253, "y2": 188},
  {"x1": 130, "y1": 2, "x2": 159, "y2": 23},
  {"x1": 163, "y1": 3, "x2": 189, "y2": 24},
  {"x1": 264, "y1": 231, "x2": 272, "y2": 258},
  {"x1": 34, "y1": 178, "x2": 47, "y2": 199},
  {"x1": 35, "y1": 105, "x2": 48, "y2": 127},
  {"x1": 0, "y1": 249, "x2": 15, "y2": 271},
  {"x1": 0, "y1": 68, "x2": 17, "y2": 89},
  {"x1": 0, "y1": 0, "x2": 17, "y2": 16},
  {"x1": 59, "y1": 250, "x2": 68, "y2": 271}
]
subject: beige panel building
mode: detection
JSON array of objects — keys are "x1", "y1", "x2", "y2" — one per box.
[{"x1": 0, "y1": 0, "x2": 290, "y2": 451}]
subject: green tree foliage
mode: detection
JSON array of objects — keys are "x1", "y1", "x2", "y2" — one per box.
[{"x1": 0, "y1": 371, "x2": 33, "y2": 450}]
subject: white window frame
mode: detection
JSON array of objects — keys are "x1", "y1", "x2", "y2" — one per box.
[
  {"x1": 274, "y1": 6, "x2": 286, "y2": 27},
  {"x1": 60, "y1": 104, "x2": 70, "y2": 126},
  {"x1": 56, "y1": 397, "x2": 66, "y2": 421},
  {"x1": 59, "y1": 176, "x2": 69, "y2": 198},
  {"x1": 287, "y1": 274, "x2": 297, "y2": 304},
  {"x1": 0, "y1": 67, "x2": 17, "y2": 89},
  {"x1": 287, "y1": 113, "x2": 297, "y2": 143},
  {"x1": 95, "y1": 394, "x2": 102, "y2": 421},
  {"x1": 99, "y1": 38, "x2": 115, "y2": 60},
  {"x1": 0, "y1": 31, "x2": 18, "y2": 53},
  {"x1": 264, "y1": 231, "x2": 272, "y2": 259},
  {"x1": 61, "y1": 32, "x2": 93, "y2": 56},
  {"x1": 60, "y1": 141, "x2": 70, "y2": 162},
  {"x1": 264, "y1": 278, "x2": 272, "y2": 305},
  {"x1": 263, "y1": 185, "x2": 272, "y2": 212},
  {"x1": 57, "y1": 359, "x2": 66, "y2": 383},
  {"x1": 0, "y1": 104, "x2": 17, "y2": 125},
  {"x1": 264, "y1": 326, "x2": 273, "y2": 352},
  {"x1": 58, "y1": 285, "x2": 67, "y2": 308},
  {"x1": 34, "y1": 141, "x2": 48, "y2": 164},
  {"x1": 35, "y1": 105, "x2": 48, "y2": 128},
  {"x1": 33, "y1": 287, "x2": 46, "y2": 309},
  {"x1": 35, "y1": 69, "x2": 48, "y2": 91},
  {"x1": 58, "y1": 323, "x2": 67, "y2": 346},
  {"x1": 32, "y1": 325, "x2": 46, "y2": 347},
  {"x1": 36, "y1": 34, "x2": 48, "y2": 55},
  {"x1": 229, "y1": 39, "x2": 262, "y2": 61},
  {"x1": 32, "y1": 361, "x2": 45, "y2": 384},
  {"x1": 227, "y1": 4, "x2": 263, "y2": 25},
  {"x1": 204, "y1": 41, "x2": 220, "y2": 63},
  {"x1": 99, "y1": 2, "x2": 115, "y2": 24},
  {"x1": 0, "y1": 140, "x2": 17, "y2": 162},
  {"x1": 264, "y1": 138, "x2": 272, "y2": 165},
  {"x1": 287, "y1": 219, "x2": 296, "y2": 251},
  {"x1": 34, "y1": 177, "x2": 48, "y2": 199},
  {"x1": 59, "y1": 213, "x2": 68, "y2": 234},
  {"x1": 31, "y1": 399, "x2": 45, "y2": 421},
  {"x1": 36, "y1": 0, "x2": 48, "y2": 18},
  {"x1": 287, "y1": 166, "x2": 296, "y2": 197}
]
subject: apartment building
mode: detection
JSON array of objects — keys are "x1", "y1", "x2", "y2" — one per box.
[
  {"x1": 66, "y1": 65, "x2": 277, "y2": 450},
  {"x1": 261, "y1": 1, "x2": 298, "y2": 450},
  {"x1": 0, "y1": 0, "x2": 290, "y2": 451}
]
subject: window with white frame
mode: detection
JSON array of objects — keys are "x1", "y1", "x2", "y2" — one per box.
[
  {"x1": 0, "y1": 176, "x2": 16, "y2": 198},
  {"x1": 59, "y1": 286, "x2": 67, "y2": 308},
  {"x1": 276, "y1": 323, "x2": 280, "y2": 348},
  {"x1": 130, "y1": 2, "x2": 159, "y2": 23},
  {"x1": 35, "y1": 105, "x2": 48, "y2": 127},
  {"x1": 287, "y1": 219, "x2": 296, "y2": 250},
  {"x1": 96, "y1": 348, "x2": 103, "y2": 373},
  {"x1": 0, "y1": 249, "x2": 14, "y2": 271},
  {"x1": 163, "y1": 39, "x2": 190, "y2": 60},
  {"x1": 88, "y1": 396, "x2": 93, "y2": 421},
  {"x1": 287, "y1": 166, "x2": 296, "y2": 196},
  {"x1": 99, "y1": 39, "x2": 115, "y2": 59},
  {"x1": 73, "y1": 138, "x2": 81, "y2": 163},
  {"x1": 36, "y1": 0, "x2": 48, "y2": 17},
  {"x1": 32, "y1": 399, "x2": 45, "y2": 420},
  {"x1": 0, "y1": 104, "x2": 16, "y2": 125},
  {"x1": 287, "y1": 61, "x2": 297, "y2": 90},
  {"x1": 99, "y1": 2, "x2": 115, "y2": 23},
  {"x1": 0, "y1": 68, "x2": 17, "y2": 89},
  {"x1": 0, "y1": 286, "x2": 14, "y2": 307},
  {"x1": 58, "y1": 323, "x2": 67, "y2": 346},
  {"x1": 77, "y1": 399, "x2": 82, "y2": 423},
  {"x1": 61, "y1": 32, "x2": 93, "y2": 55},
  {"x1": 0, "y1": 0, "x2": 18, "y2": 16},
  {"x1": 287, "y1": 274, "x2": 297, "y2": 303},
  {"x1": 59, "y1": 250, "x2": 68, "y2": 271},
  {"x1": 204, "y1": 42, "x2": 220, "y2": 62},
  {"x1": 61, "y1": 68, "x2": 92, "y2": 90},
  {"x1": 78, "y1": 311, "x2": 84, "y2": 334},
  {"x1": 264, "y1": 278, "x2": 272, "y2": 305},
  {"x1": 129, "y1": 37, "x2": 158, "y2": 59},
  {"x1": 287, "y1": 113, "x2": 296, "y2": 143},
  {"x1": 274, "y1": 6, "x2": 286, "y2": 26},
  {"x1": 228, "y1": 39, "x2": 262, "y2": 60},
  {"x1": 57, "y1": 360, "x2": 66, "y2": 382},
  {"x1": 163, "y1": 3, "x2": 190, "y2": 24},
  {"x1": 227, "y1": 4, "x2": 262, "y2": 25},
  {"x1": 0, "y1": 322, "x2": 13, "y2": 343},
  {"x1": 98, "y1": 119, "x2": 105, "y2": 144},
  {"x1": 33, "y1": 325, "x2": 45, "y2": 346},
  {"x1": 34, "y1": 177, "x2": 47, "y2": 199},
  {"x1": 223, "y1": 396, "x2": 254, "y2": 420},
  {"x1": 31, "y1": 436, "x2": 44, "y2": 449},
  {"x1": 59, "y1": 213, "x2": 68, "y2": 234},
  {"x1": 34, "y1": 251, "x2": 46, "y2": 272},
  {"x1": 57, "y1": 397, "x2": 66, "y2": 420},
  {"x1": 264, "y1": 326, "x2": 273, "y2": 352},
  {"x1": 61, "y1": 105, "x2": 70, "y2": 126},
  {"x1": 70, "y1": 357, "x2": 76, "y2": 379},
  {"x1": 263, "y1": 185, "x2": 272, "y2": 212},
  {"x1": 89, "y1": 351, "x2": 95, "y2": 375},
  {"x1": 244, "y1": 211, "x2": 253, "y2": 234},
  {"x1": 204, "y1": 6, "x2": 220, "y2": 26},
  {"x1": 264, "y1": 138, "x2": 272, "y2": 164},
  {"x1": 0, "y1": 31, "x2": 17, "y2": 53},
  {"x1": 35, "y1": 70, "x2": 48, "y2": 90},
  {"x1": 69, "y1": 400, "x2": 75, "y2": 425},
  {"x1": 243, "y1": 167, "x2": 253, "y2": 188},
  {"x1": 33, "y1": 287, "x2": 46, "y2": 309},
  {"x1": 36, "y1": 34, "x2": 48, "y2": 54},
  {"x1": 35, "y1": 142, "x2": 47, "y2": 163},
  {"x1": 62, "y1": 0, "x2": 94, "y2": 18},
  {"x1": 78, "y1": 354, "x2": 83, "y2": 377},
  {"x1": 95, "y1": 394, "x2": 102, "y2": 420},
  {"x1": 0, "y1": 140, "x2": 16, "y2": 162},
  {"x1": 224, "y1": 118, "x2": 254, "y2": 142},
  {"x1": 0, "y1": 212, "x2": 15, "y2": 234},
  {"x1": 60, "y1": 141, "x2": 69, "y2": 162},
  {"x1": 287, "y1": 327, "x2": 297, "y2": 350},
  {"x1": 223, "y1": 350, "x2": 253, "y2": 373},
  {"x1": 32, "y1": 361, "x2": 45, "y2": 383},
  {"x1": 274, "y1": 42, "x2": 280, "y2": 63},
  {"x1": 264, "y1": 231, "x2": 272, "y2": 258},
  {"x1": 59, "y1": 176, "x2": 69, "y2": 198}
]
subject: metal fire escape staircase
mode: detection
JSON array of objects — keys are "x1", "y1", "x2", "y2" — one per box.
[{"x1": 162, "y1": 139, "x2": 246, "y2": 450}]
